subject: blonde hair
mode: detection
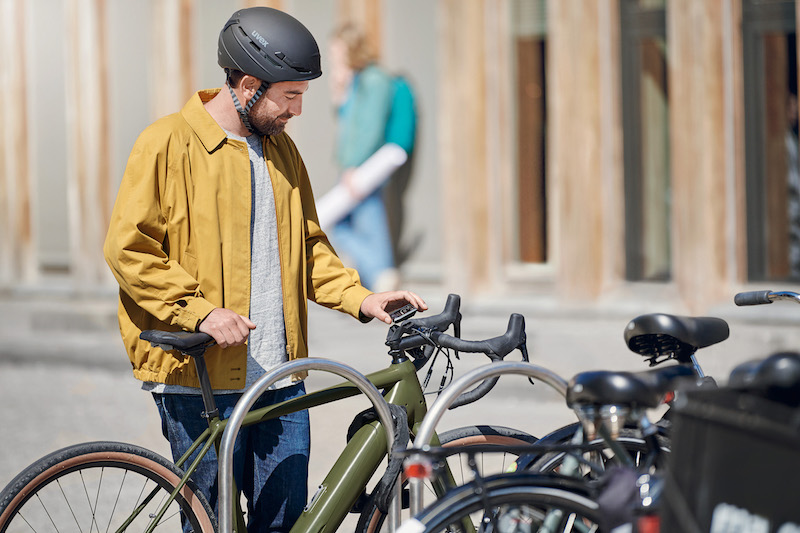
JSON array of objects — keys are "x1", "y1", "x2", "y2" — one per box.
[{"x1": 332, "y1": 23, "x2": 377, "y2": 71}]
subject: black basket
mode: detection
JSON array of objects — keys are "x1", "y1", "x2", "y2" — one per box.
[{"x1": 661, "y1": 389, "x2": 800, "y2": 533}]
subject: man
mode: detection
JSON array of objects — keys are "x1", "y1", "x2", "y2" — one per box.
[{"x1": 103, "y1": 7, "x2": 426, "y2": 532}]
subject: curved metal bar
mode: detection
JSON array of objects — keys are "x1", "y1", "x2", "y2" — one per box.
[
  {"x1": 218, "y1": 358, "x2": 400, "y2": 533},
  {"x1": 408, "y1": 361, "x2": 570, "y2": 516},
  {"x1": 769, "y1": 290, "x2": 800, "y2": 304}
]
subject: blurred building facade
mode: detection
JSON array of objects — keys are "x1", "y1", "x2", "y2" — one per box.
[{"x1": 1, "y1": 0, "x2": 798, "y2": 313}]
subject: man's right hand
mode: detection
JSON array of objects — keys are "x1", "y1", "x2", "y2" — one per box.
[{"x1": 198, "y1": 308, "x2": 256, "y2": 349}]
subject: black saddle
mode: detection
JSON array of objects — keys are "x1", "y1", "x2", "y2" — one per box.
[
  {"x1": 567, "y1": 365, "x2": 696, "y2": 411},
  {"x1": 624, "y1": 313, "x2": 729, "y2": 365},
  {"x1": 728, "y1": 352, "x2": 800, "y2": 407},
  {"x1": 139, "y1": 330, "x2": 214, "y2": 357}
]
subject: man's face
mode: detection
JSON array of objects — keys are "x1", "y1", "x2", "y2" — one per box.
[{"x1": 249, "y1": 80, "x2": 309, "y2": 136}]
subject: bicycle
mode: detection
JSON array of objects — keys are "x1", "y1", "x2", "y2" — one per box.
[
  {"x1": 655, "y1": 289, "x2": 800, "y2": 533},
  {"x1": 396, "y1": 361, "x2": 698, "y2": 533},
  {"x1": 393, "y1": 311, "x2": 730, "y2": 532},
  {"x1": 406, "y1": 292, "x2": 796, "y2": 533},
  {"x1": 505, "y1": 311, "x2": 727, "y2": 476},
  {"x1": 0, "y1": 295, "x2": 540, "y2": 533}
]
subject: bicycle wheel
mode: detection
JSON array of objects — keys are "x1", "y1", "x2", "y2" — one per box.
[
  {"x1": 0, "y1": 441, "x2": 216, "y2": 533},
  {"x1": 403, "y1": 473, "x2": 601, "y2": 533},
  {"x1": 356, "y1": 425, "x2": 538, "y2": 533}
]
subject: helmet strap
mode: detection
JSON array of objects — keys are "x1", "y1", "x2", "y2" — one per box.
[{"x1": 227, "y1": 79, "x2": 267, "y2": 135}]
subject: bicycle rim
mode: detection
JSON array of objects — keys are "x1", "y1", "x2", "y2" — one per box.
[
  {"x1": 414, "y1": 475, "x2": 601, "y2": 533},
  {"x1": 0, "y1": 442, "x2": 216, "y2": 533}
]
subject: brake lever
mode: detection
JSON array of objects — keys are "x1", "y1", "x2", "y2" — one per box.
[
  {"x1": 519, "y1": 343, "x2": 536, "y2": 386},
  {"x1": 453, "y1": 317, "x2": 462, "y2": 360}
]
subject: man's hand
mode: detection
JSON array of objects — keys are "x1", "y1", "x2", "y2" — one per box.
[
  {"x1": 198, "y1": 308, "x2": 256, "y2": 348},
  {"x1": 360, "y1": 291, "x2": 428, "y2": 325}
]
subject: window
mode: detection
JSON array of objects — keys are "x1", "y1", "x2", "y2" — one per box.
[
  {"x1": 621, "y1": 0, "x2": 670, "y2": 281},
  {"x1": 514, "y1": 0, "x2": 548, "y2": 263},
  {"x1": 743, "y1": 0, "x2": 798, "y2": 281}
]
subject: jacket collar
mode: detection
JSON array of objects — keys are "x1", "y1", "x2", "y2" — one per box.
[{"x1": 181, "y1": 89, "x2": 278, "y2": 152}]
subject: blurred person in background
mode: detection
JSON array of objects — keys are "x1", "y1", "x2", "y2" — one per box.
[{"x1": 317, "y1": 23, "x2": 416, "y2": 292}]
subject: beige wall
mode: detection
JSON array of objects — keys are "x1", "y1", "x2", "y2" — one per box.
[{"x1": 0, "y1": 0, "x2": 790, "y2": 315}]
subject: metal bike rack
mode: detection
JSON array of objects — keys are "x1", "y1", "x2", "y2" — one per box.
[
  {"x1": 407, "y1": 361, "x2": 570, "y2": 517},
  {"x1": 218, "y1": 357, "x2": 401, "y2": 533}
]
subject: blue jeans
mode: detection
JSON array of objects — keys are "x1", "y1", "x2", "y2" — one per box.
[
  {"x1": 153, "y1": 382, "x2": 309, "y2": 533},
  {"x1": 331, "y1": 189, "x2": 395, "y2": 290}
]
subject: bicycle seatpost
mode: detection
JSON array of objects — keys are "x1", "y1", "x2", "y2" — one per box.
[{"x1": 193, "y1": 353, "x2": 219, "y2": 420}]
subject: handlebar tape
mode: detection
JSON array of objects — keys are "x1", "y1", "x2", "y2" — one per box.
[
  {"x1": 733, "y1": 290, "x2": 773, "y2": 306},
  {"x1": 430, "y1": 313, "x2": 526, "y2": 359},
  {"x1": 405, "y1": 294, "x2": 461, "y2": 330}
]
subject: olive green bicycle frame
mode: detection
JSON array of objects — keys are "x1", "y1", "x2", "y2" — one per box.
[{"x1": 150, "y1": 357, "x2": 452, "y2": 533}]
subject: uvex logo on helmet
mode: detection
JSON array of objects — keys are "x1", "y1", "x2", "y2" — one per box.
[{"x1": 251, "y1": 30, "x2": 268, "y2": 49}]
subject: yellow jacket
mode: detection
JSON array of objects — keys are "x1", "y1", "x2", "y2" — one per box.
[{"x1": 104, "y1": 89, "x2": 372, "y2": 389}]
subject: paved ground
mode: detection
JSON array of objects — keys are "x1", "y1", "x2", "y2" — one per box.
[{"x1": 2, "y1": 285, "x2": 800, "y2": 528}]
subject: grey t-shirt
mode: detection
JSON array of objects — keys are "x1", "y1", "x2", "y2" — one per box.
[{"x1": 145, "y1": 132, "x2": 291, "y2": 394}]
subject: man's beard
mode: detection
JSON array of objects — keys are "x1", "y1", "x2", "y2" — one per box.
[
  {"x1": 250, "y1": 112, "x2": 290, "y2": 136},
  {"x1": 248, "y1": 98, "x2": 291, "y2": 136}
]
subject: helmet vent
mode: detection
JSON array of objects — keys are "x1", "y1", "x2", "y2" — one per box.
[
  {"x1": 281, "y1": 53, "x2": 315, "y2": 73},
  {"x1": 247, "y1": 41, "x2": 282, "y2": 68}
]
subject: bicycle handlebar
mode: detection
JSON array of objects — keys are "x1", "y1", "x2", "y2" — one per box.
[
  {"x1": 427, "y1": 314, "x2": 526, "y2": 359},
  {"x1": 734, "y1": 290, "x2": 773, "y2": 306},
  {"x1": 405, "y1": 293, "x2": 462, "y2": 330},
  {"x1": 734, "y1": 290, "x2": 800, "y2": 306},
  {"x1": 391, "y1": 312, "x2": 528, "y2": 409}
]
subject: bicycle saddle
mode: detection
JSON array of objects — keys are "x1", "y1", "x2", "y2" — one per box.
[
  {"x1": 567, "y1": 365, "x2": 696, "y2": 411},
  {"x1": 139, "y1": 330, "x2": 215, "y2": 356},
  {"x1": 624, "y1": 313, "x2": 729, "y2": 364},
  {"x1": 728, "y1": 351, "x2": 800, "y2": 407}
]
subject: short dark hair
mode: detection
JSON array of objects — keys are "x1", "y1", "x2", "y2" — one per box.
[
  {"x1": 225, "y1": 68, "x2": 271, "y2": 94},
  {"x1": 225, "y1": 68, "x2": 246, "y2": 87}
]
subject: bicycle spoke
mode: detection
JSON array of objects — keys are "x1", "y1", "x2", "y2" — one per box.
[
  {"x1": 35, "y1": 493, "x2": 61, "y2": 533},
  {"x1": 17, "y1": 512, "x2": 37, "y2": 533},
  {"x1": 104, "y1": 471, "x2": 127, "y2": 533},
  {"x1": 56, "y1": 479, "x2": 83, "y2": 533}
]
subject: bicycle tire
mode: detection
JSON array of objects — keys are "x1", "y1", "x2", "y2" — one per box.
[
  {"x1": 0, "y1": 441, "x2": 217, "y2": 533},
  {"x1": 356, "y1": 425, "x2": 538, "y2": 533}
]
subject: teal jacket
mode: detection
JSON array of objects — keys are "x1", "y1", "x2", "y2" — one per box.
[{"x1": 337, "y1": 64, "x2": 400, "y2": 168}]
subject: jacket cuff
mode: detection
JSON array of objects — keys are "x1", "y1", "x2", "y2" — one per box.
[
  {"x1": 341, "y1": 284, "x2": 374, "y2": 322},
  {"x1": 175, "y1": 297, "x2": 217, "y2": 331}
]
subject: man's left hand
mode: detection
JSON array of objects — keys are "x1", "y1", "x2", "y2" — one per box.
[{"x1": 360, "y1": 291, "x2": 428, "y2": 324}]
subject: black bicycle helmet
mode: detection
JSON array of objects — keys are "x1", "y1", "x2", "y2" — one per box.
[
  {"x1": 218, "y1": 7, "x2": 322, "y2": 132},
  {"x1": 218, "y1": 7, "x2": 322, "y2": 83}
]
